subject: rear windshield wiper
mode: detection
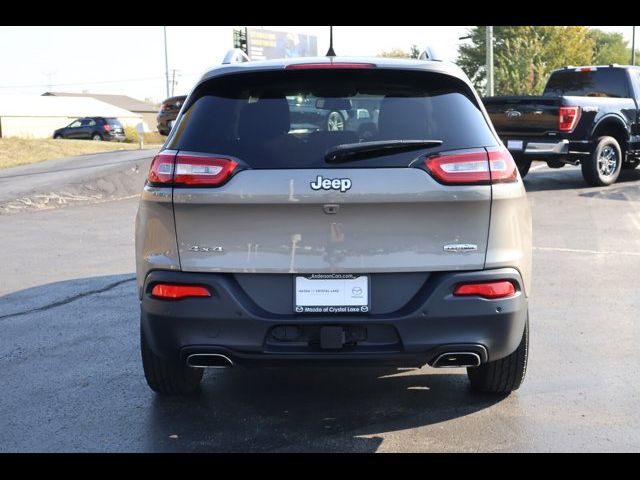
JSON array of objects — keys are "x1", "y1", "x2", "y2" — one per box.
[{"x1": 325, "y1": 140, "x2": 443, "y2": 164}]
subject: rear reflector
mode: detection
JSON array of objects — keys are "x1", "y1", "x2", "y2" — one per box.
[
  {"x1": 454, "y1": 281, "x2": 516, "y2": 299},
  {"x1": 174, "y1": 154, "x2": 237, "y2": 186},
  {"x1": 285, "y1": 63, "x2": 376, "y2": 70},
  {"x1": 146, "y1": 152, "x2": 238, "y2": 187},
  {"x1": 151, "y1": 284, "x2": 211, "y2": 299},
  {"x1": 559, "y1": 106, "x2": 581, "y2": 132},
  {"x1": 425, "y1": 148, "x2": 518, "y2": 185}
]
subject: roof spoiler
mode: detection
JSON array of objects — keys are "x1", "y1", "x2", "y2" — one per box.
[
  {"x1": 418, "y1": 46, "x2": 443, "y2": 62},
  {"x1": 222, "y1": 48, "x2": 250, "y2": 64}
]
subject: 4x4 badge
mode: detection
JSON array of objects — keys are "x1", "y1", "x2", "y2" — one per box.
[{"x1": 310, "y1": 175, "x2": 352, "y2": 192}]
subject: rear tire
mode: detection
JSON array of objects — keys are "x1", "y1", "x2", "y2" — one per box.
[
  {"x1": 92, "y1": 133, "x2": 103, "y2": 141},
  {"x1": 467, "y1": 316, "x2": 529, "y2": 394},
  {"x1": 581, "y1": 136, "x2": 622, "y2": 186},
  {"x1": 141, "y1": 324, "x2": 203, "y2": 395},
  {"x1": 513, "y1": 156, "x2": 532, "y2": 178}
]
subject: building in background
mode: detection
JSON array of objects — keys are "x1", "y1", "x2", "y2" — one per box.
[
  {"x1": 0, "y1": 95, "x2": 141, "y2": 139},
  {"x1": 43, "y1": 92, "x2": 158, "y2": 131}
]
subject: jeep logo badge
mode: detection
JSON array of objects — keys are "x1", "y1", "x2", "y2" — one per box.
[{"x1": 310, "y1": 175, "x2": 352, "y2": 192}]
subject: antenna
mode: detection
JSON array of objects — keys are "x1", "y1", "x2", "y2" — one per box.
[{"x1": 325, "y1": 26, "x2": 336, "y2": 57}]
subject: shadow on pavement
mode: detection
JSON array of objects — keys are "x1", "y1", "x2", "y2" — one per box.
[
  {"x1": 524, "y1": 165, "x2": 640, "y2": 193},
  {"x1": 1, "y1": 274, "x2": 507, "y2": 453}
]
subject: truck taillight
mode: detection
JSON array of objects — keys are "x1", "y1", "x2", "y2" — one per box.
[
  {"x1": 559, "y1": 106, "x2": 581, "y2": 132},
  {"x1": 103, "y1": 124, "x2": 111, "y2": 132},
  {"x1": 425, "y1": 148, "x2": 517, "y2": 185}
]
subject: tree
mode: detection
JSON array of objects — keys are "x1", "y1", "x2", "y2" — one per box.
[
  {"x1": 588, "y1": 29, "x2": 630, "y2": 65},
  {"x1": 457, "y1": 26, "x2": 594, "y2": 96},
  {"x1": 378, "y1": 48, "x2": 411, "y2": 58}
]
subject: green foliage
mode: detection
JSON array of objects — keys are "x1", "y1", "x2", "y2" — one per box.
[
  {"x1": 378, "y1": 48, "x2": 411, "y2": 58},
  {"x1": 457, "y1": 26, "x2": 595, "y2": 96},
  {"x1": 588, "y1": 29, "x2": 630, "y2": 65},
  {"x1": 123, "y1": 126, "x2": 165, "y2": 145},
  {"x1": 123, "y1": 125, "x2": 139, "y2": 143},
  {"x1": 378, "y1": 45, "x2": 422, "y2": 59}
]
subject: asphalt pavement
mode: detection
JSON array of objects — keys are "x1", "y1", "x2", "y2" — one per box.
[{"x1": 1, "y1": 160, "x2": 640, "y2": 452}]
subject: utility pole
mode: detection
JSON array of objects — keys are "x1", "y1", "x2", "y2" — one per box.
[
  {"x1": 486, "y1": 26, "x2": 494, "y2": 97},
  {"x1": 632, "y1": 26, "x2": 636, "y2": 66},
  {"x1": 163, "y1": 26, "x2": 170, "y2": 98},
  {"x1": 170, "y1": 69, "x2": 180, "y2": 97}
]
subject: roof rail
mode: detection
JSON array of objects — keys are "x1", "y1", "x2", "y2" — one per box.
[
  {"x1": 222, "y1": 48, "x2": 250, "y2": 65},
  {"x1": 418, "y1": 46, "x2": 443, "y2": 62}
]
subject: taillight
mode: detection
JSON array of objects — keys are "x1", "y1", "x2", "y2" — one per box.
[
  {"x1": 103, "y1": 124, "x2": 111, "y2": 132},
  {"x1": 559, "y1": 106, "x2": 581, "y2": 132},
  {"x1": 147, "y1": 152, "x2": 176, "y2": 185},
  {"x1": 174, "y1": 154, "x2": 237, "y2": 186},
  {"x1": 425, "y1": 150, "x2": 491, "y2": 185},
  {"x1": 285, "y1": 63, "x2": 376, "y2": 70},
  {"x1": 151, "y1": 284, "x2": 211, "y2": 300},
  {"x1": 487, "y1": 148, "x2": 518, "y2": 183},
  {"x1": 146, "y1": 152, "x2": 238, "y2": 187},
  {"x1": 453, "y1": 281, "x2": 516, "y2": 299},
  {"x1": 425, "y1": 148, "x2": 518, "y2": 185}
]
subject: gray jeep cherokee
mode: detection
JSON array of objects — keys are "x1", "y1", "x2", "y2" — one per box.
[{"x1": 135, "y1": 56, "x2": 532, "y2": 395}]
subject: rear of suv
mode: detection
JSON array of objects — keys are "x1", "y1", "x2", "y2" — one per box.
[
  {"x1": 135, "y1": 57, "x2": 532, "y2": 395},
  {"x1": 53, "y1": 117, "x2": 125, "y2": 141}
]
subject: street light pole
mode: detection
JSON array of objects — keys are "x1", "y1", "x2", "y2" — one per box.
[
  {"x1": 163, "y1": 26, "x2": 170, "y2": 98},
  {"x1": 632, "y1": 26, "x2": 636, "y2": 66},
  {"x1": 486, "y1": 26, "x2": 494, "y2": 97}
]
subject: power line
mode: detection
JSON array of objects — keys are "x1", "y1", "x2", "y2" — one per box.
[{"x1": 0, "y1": 75, "x2": 168, "y2": 90}]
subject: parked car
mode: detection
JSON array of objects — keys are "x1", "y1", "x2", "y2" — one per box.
[
  {"x1": 136, "y1": 56, "x2": 532, "y2": 395},
  {"x1": 483, "y1": 65, "x2": 640, "y2": 186},
  {"x1": 157, "y1": 95, "x2": 187, "y2": 135},
  {"x1": 53, "y1": 117, "x2": 125, "y2": 141}
]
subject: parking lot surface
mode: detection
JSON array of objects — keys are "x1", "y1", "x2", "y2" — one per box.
[{"x1": 1, "y1": 163, "x2": 639, "y2": 452}]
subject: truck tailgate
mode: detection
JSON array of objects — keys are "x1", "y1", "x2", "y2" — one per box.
[{"x1": 483, "y1": 96, "x2": 561, "y2": 136}]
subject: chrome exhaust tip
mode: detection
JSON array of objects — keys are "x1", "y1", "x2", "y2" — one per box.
[
  {"x1": 432, "y1": 352, "x2": 481, "y2": 368},
  {"x1": 186, "y1": 353, "x2": 234, "y2": 368}
]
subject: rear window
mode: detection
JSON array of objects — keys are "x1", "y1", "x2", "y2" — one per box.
[
  {"x1": 168, "y1": 69, "x2": 498, "y2": 169},
  {"x1": 105, "y1": 118, "x2": 122, "y2": 126},
  {"x1": 543, "y1": 69, "x2": 629, "y2": 98}
]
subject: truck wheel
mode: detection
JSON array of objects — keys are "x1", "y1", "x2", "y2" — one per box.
[
  {"x1": 467, "y1": 315, "x2": 529, "y2": 394},
  {"x1": 141, "y1": 324, "x2": 203, "y2": 395},
  {"x1": 513, "y1": 156, "x2": 532, "y2": 178},
  {"x1": 582, "y1": 136, "x2": 622, "y2": 186}
]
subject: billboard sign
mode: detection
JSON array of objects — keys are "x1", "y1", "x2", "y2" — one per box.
[{"x1": 247, "y1": 28, "x2": 318, "y2": 60}]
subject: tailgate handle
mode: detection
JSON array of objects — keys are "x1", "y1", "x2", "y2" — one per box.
[{"x1": 323, "y1": 204, "x2": 340, "y2": 215}]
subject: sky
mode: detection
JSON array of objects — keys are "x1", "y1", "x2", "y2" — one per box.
[{"x1": 0, "y1": 26, "x2": 636, "y2": 104}]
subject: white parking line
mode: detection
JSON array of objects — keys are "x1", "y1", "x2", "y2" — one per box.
[{"x1": 534, "y1": 246, "x2": 640, "y2": 257}]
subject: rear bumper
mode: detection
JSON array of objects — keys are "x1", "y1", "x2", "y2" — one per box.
[
  {"x1": 505, "y1": 137, "x2": 592, "y2": 159},
  {"x1": 140, "y1": 268, "x2": 528, "y2": 368}
]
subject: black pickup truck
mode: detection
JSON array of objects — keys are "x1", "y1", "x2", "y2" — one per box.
[{"x1": 483, "y1": 65, "x2": 640, "y2": 186}]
